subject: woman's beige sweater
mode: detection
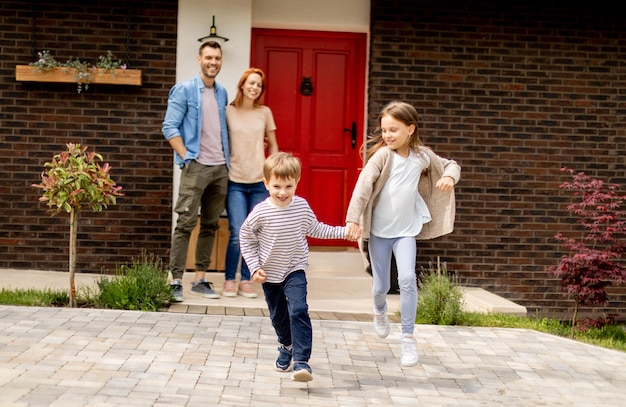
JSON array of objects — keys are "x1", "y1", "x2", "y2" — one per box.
[{"x1": 346, "y1": 145, "x2": 461, "y2": 240}]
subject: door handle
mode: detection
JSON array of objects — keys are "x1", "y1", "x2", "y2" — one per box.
[{"x1": 344, "y1": 121, "x2": 357, "y2": 149}]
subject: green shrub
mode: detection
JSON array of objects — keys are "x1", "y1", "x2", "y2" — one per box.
[
  {"x1": 416, "y1": 260, "x2": 464, "y2": 325},
  {"x1": 95, "y1": 252, "x2": 171, "y2": 311}
]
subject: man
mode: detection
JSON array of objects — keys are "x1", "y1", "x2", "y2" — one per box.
[{"x1": 162, "y1": 41, "x2": 229, "y2": 301}]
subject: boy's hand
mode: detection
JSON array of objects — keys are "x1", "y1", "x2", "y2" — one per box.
[
  {"x1": 252, "y1": 269, "x2": 267, "y2": 284},
  {"x1": 346, "y1": 222, "x2": 361, "y2": 241},
  {"x1": 436, "y1": 176, "x2": 455, "y2": 192}
]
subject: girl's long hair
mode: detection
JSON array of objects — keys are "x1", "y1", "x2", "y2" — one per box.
[
  {"x1": 363, "y1": 101, "x2": 424, "y2": 162},
  {"x1": 231, "y1": 67, "x2": 267, "y2": 108}
]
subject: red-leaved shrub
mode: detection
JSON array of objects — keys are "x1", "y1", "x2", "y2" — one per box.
[{"x1": 548, "y1": 168, "x2": 626, "y2": 337}]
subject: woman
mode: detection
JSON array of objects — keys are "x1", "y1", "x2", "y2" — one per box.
[{"x1": 223, "y1": 67, "x2": 279, "y2": 298}]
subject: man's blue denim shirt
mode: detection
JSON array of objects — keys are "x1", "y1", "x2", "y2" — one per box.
[{"x1": 162, "y1": 74, "x2": 230, "y2": 168}]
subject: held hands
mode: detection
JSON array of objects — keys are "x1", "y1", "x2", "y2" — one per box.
[
  {"x1": 435, "y1": 176, "x2": 455, "y2": 192},
  {"x1": 252, "y1": 269, "x2": 267, "y2": 284},
  {"x1": 346, "y1": 222, "x2": 361, "y2": 242}
]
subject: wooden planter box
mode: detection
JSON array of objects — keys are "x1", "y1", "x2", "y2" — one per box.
[{"x1": 15, "y1": 65, "x2": 142, "y2": 86}]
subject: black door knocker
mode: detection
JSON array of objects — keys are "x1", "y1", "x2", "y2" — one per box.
[{"x1": 300, "y1": 77, "x2": 313, "y2": 96}]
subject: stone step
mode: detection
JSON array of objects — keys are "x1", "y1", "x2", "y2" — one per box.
[{"x1": 461, "y1": 286, "x2": 527, "y2": 316}]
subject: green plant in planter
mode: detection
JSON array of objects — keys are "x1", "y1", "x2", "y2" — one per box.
[
  {"x1": 30, "y1": 50, "x2": 127, "y2": 93},
  {"x1": 96, "y1": 50, "x2": 126, "y2": 72},
  {"x1": 64, "y1": 56, "x2": 93, "y2": 93},
  {"x1": 30, "y1": 50, "x2": 59, "y2": 73},
  {"x1": 32, "y1": 143, "x2": 124, "y2": 307}
]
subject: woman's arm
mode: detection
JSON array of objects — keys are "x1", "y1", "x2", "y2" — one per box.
[{"x1": 265, "y1": 130, "x2": 279, "y2": 154}]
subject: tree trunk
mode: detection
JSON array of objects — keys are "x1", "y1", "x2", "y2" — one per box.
[
  {"x1": 570, "y1": 299, "x2": 580, "y2": 339},
  {"x1": 69, "y1": 209, "x2": 78, "y2": 308}
]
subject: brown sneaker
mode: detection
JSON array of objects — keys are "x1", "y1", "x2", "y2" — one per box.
[
  {"x1": 222, "y1": 280, "x2": 237, "y2": 297},
  {"x1": 238, "y1": 280, "x2": 258, "y2": 298}
]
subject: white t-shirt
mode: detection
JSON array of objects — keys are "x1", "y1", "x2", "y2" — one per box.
[{"x1": 371, "y1": 150, "x2": 432, "y2": 238}]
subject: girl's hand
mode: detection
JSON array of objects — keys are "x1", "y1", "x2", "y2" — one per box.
[
  {"x1": 436, "y1": 176, "x2": 455, "y2": 192},
  {"x1": 346, "y1": 222, "x2": 361, "y2": 241},
  {"x1": 252, "y1": 269, "x2": 267, "y2": 284}
]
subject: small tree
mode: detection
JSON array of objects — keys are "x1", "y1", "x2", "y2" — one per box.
[
  {"x1": 32, "y1": 143, "x2": 123, "y2": 307},
  {"x1": 548, "y1": 167, "x2": 626, "y2": 337}
]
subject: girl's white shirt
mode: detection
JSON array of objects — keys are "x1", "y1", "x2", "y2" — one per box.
[{"x1": 371, "y1": 150, "x2": 432, "y2": 238}]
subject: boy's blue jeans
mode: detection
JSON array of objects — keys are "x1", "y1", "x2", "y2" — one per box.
[
  {"x1": 225, "y1": 181, "x2": 268, "y2": 281},
  {"x1": 262, "y1": 271, "x2": 312, "y2": 362}
]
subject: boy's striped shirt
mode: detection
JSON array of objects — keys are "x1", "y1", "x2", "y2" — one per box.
[{"x1": 240, "y1": 196, "x2": 346, "y2": 283}]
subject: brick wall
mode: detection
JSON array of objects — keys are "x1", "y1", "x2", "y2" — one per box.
[
  {"x1": 0, "y1": 0, "x2": 178, "y2": 273},
  {"x1": 369, "y1": 1, "x2": 626, "y2": 317}
]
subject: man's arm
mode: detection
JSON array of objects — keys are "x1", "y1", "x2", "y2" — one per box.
[{"x1": 167, "y1": 136, "x2": 187, "y2": 162}]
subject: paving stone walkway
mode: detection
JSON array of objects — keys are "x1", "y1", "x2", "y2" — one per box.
[{"x1": 0, "y1": 305, "x2": 624, "y2": 406}]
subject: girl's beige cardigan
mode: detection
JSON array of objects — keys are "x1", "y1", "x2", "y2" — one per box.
[{"x1": 346, "y1": 145, "x2": 461, "y2": 240}]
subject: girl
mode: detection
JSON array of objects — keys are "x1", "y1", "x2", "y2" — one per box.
[
  {"x1": 346, "y1": 101, "x2": 461, "y2": 367},
  {"x1": 223, "y1": 68, "x2": 279, "y2": 298}
]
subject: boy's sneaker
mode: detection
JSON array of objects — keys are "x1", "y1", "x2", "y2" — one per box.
[
  {"x1": 191, "y1": 280, "x2": 220, "y2": 299},
  {"x1": 401, "y1": 334, "x2": 419, "y2": 367},
  {"x1": 170, "y1": 282, "x2": 183, "y2": 302},
  {"x1": 373, "y1": 305, "x2": 390, "y2": 338},
  {"x1": 222, "y1": 280, "x2": 237, "y2": 297},
  {"x1": 238, "y1": 280, "x2": 258, "y2": 298},
  {"x1": 291, "y1": 361, "x2": 313, "y2": 382},
  {"x1": 274, "y1": 345, "x2": 293, "y2": 372}
]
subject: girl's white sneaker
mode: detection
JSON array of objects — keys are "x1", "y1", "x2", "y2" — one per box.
[
  {"x1": 401, "y1": 334, "x2": 419, "y2": 366},
  {"x1": 373, "y1": 306, "x2": 390, "y2": 338}
]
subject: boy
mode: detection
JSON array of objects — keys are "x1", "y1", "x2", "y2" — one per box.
[{"x1": 239, "y1": 152, "x2": 359, "y2": 382}]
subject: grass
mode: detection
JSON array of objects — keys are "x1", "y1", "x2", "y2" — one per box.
[
  {"x1": 453, "y1": 311, "x2": 626, "y2": 352},
  {"x1": 0, "y1": 287, "x2": 69, "y2": 307}
]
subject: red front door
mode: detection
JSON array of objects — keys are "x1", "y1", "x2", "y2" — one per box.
[{"x1": 251, "y1": 28, "x2": 367, "y2": 246}]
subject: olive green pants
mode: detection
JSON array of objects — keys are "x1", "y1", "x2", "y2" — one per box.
[{"x1": 169, "y1": 161, "x2": 228, "y2": 280}]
